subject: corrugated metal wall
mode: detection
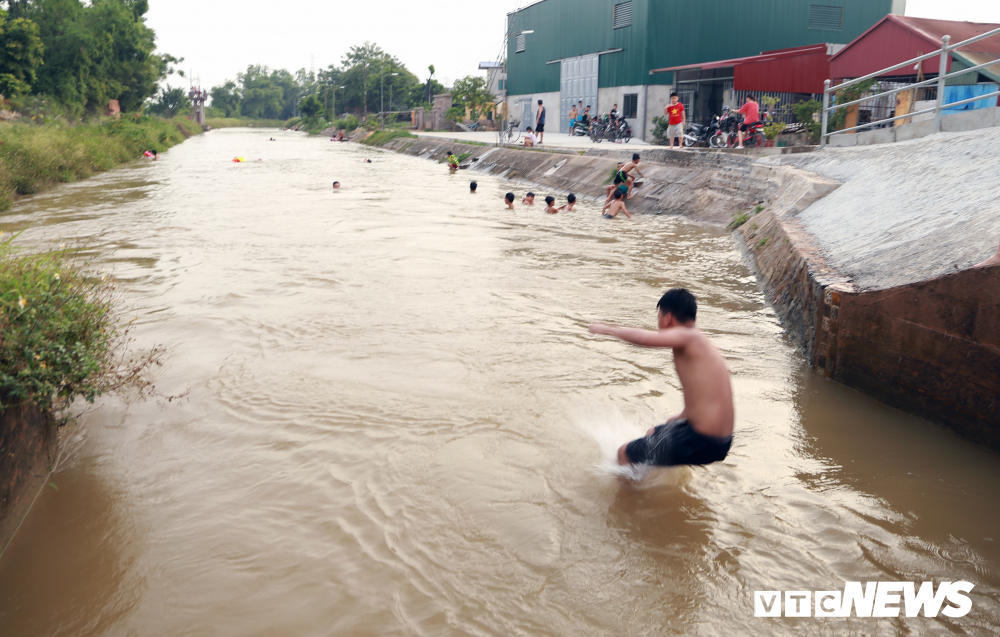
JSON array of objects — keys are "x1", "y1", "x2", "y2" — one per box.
[
  {"x1": 734, "y1": 49, "x2": 832, "y2": 93},
  {"x1": 507, "y1": 0, "x2": 898, "y2": 96},
  {"x1": 831, "y1": 19, "x2": 949, "y2": 79}
]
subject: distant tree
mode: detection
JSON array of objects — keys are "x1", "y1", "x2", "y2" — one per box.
[
  {"x1": 0, "y1": 11, "x2": 43, "y2": 96},
  {"x1": 298, "y1": 93, "x2": 322, "y2": 119},
  {"x1": 451, "y1": 75, "x2": 494, "y2": 120},
  {"x1": 210, "y1": 80, "x2": 240, "y2": 117},
  {"x1": 147, "y1": 85, "x2": 190, "y2": 118},
  {"x1": 2, "y1": 1, "x2": 29, "y2": 19}
]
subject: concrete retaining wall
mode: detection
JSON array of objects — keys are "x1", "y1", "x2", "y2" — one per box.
[
  {"x1": 0, "y1": 402, "x2": 58, "y2": 554},
  {"x1": 736, "y1": 160, "x2": 1000, "y2": 452},
  {"x1": 828, "y1": 105, "x2": 1000, "y2": 147}
]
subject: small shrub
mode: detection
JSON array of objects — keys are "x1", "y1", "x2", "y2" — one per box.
[
  {"x1": 361, "y1": 130, "x2": 417, "y2": 146},
  {"x1": 728, "y1": 211, "x2": 752, "y2": 230},
  {"x1": 0, "y1": 238, "x2": 167, "y2": 422}
]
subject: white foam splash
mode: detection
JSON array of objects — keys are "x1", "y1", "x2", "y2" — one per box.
[{"x1": 571, "y1": 401, "x2": 658, "y2": 481}]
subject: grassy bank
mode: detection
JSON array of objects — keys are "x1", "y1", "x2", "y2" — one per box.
[
  {"x1": 0, "y1": 116, "x2": 202, "y2": 211},
  {"x1": 207, "y1": 118, "x2": 287, "y2": 129},
  {"x1": 360, "y1": 130, "x2": 417, "y2": 146},
  {"x1": 0, "y1": 238, "x2": 162, "y2": 422}
]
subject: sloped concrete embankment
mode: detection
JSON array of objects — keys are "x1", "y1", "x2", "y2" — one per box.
[
  {"x1": 738, "y1": 129, "x2": 1000, "y2": 451},
  {"x1": 372, "y1": 136, "x2": 771, "y2": 225},
  {"x1": 1, "y1": 403, "x2": 58, "y2": 554}
]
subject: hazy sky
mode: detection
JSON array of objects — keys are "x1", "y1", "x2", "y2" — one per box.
[{"x1": 146, "y1": 0, "x2": 1000, "y2": 91}]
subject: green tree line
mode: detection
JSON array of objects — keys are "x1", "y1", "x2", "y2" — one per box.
[
  {"x1": 209, "y1": 42, "x2": 457, "y2": 122},
  {"x1": 0, "y1": 0, "x2": 178, "y2": 117}
]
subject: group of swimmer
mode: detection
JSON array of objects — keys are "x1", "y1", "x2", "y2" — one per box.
[{"x1": 461, "y1": 151, "x2": 646, "y2": 221}]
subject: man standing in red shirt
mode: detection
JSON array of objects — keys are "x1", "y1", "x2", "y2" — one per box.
[
  {"x1": 664, "y1": 93, "x2": 685, "y2": 149},
  {"x1": 736, "y1": 95, "x2": 760, "y2": 149}
]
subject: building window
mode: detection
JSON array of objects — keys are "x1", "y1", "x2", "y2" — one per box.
[
  {"x1": 613, "y1": 2, "x2": 632, "y2": 29},
  {"x1": 808, "y1": 5, "x2": 844, "y2": 31},
  {"x1": 516, "y1": 34, "x2": 526, "y2": 53},
  {"x1": 498, "y1": 80, "x2": 504, "y2": 91},
  {"x1": 623, "y1": 93, "x2": 638, "y2": 118}
]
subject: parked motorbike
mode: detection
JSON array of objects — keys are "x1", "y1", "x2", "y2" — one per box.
[{"x1": 684, "y1": 115, "x2": 722, "y2": 148}]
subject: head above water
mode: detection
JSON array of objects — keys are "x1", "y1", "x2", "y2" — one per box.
[
  {"x1": 545, "y1": 195, "x2": 555, "y2": 205},
  {"x1": 470, "y1": 181, "x2": 477, "y2": 191},
  {"x1": 505, "y1": 192, "x2": 515, "y2": 203},
  {"x1": 526, "y1": 192, "x2": 535, "y2": 199},
  {"x1": 657, "y1": 288, "x2": 697, "y2": 326},
  {"x1": 332, "y1": 181, "x2": 340, "y2": 189},
  {"x1": 567, "y1": 193, "x2": 576, "y2": 203}
]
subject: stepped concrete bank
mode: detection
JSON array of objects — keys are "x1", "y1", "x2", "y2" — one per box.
[{"x1": 364, "y1": 130, "x2": 1000, "y2": 452}]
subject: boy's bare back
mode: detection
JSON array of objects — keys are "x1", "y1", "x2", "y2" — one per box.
[{"x1": 589, "y1": 288, "x2": 734, "y2": 468}]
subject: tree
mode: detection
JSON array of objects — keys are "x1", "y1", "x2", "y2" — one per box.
[
  {"x1": 452, "y1": 75, "x2": 494, "y2": 121},
  {"x1": 298, "y1": 93, "x2": 322, "y2": 119},
  {"x1": 0, "y1": 11, "x2": 43, "y2": 97},
  {"x1": 210, "y1": 80, "x2": 240, "y2": 118},
  {"x1": 2, "y1": 1, "x2": 29, "y2": 19},
  {"x1": 24, "y1": 0, "x2": 173, "y2": 114},
  {"x1": 147, "y1": 85, "x2": 190, "y2": 118}
]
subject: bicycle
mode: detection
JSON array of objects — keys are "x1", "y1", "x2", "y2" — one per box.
[{"x1": 500, "y1": 118, "x2": 521, "y2": 144}]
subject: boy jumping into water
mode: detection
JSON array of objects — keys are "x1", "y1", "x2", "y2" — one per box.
[{"x1": 589, "y1": 289, "x2": 734, "y2": 467}]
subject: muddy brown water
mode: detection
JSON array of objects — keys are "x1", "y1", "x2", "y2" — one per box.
[{"x1": 0, "y1": 129, "x2": 998, "y2": 636}]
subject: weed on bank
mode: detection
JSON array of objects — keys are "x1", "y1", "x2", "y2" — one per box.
[{"x1": 0, "y1": 116, "x2": 202, "y2": 211}]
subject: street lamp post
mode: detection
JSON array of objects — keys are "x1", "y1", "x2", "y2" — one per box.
[
  {"x1": 388, "y1": 72, "x2": 399, "y2": 129},
  {"x1": 332, "y1": 85, "x2": 345, "y2": 123}
]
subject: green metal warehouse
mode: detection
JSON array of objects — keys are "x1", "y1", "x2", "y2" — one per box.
[{"x1": 505, "y1": 0, "x2": 905, "y2": 139}]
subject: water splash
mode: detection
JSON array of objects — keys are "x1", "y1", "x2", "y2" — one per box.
[{"x1": 571, "y1": 401, "x2": 660, "y2": 481}]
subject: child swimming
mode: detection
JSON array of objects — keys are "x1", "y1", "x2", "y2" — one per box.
[
  {"x1": 522, "y1": 192, "x2": 535, "y2": 205},
  {"x1": 544, "y1": 196, "x2": 559, "y2": 214},
  {"x1": 505, "y1": 193, "x2": 516, "y2": 209},
  {"x1": 560, "y1": 193, "x2": 577, "y2": 211},
  {"x1": 602, "y1": 189, "x2": 632, "y2": 219},
  {"x1": 470, "y1": 182, "x2": 477, "y2": 193}
]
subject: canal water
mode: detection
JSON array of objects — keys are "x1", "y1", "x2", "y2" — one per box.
[{"x1": 0, "y1": 129, "x2": 998, "y2": 636}]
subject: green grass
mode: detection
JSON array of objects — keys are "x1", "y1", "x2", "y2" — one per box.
[
  {"x1": 727, "y1": 204, "x2": 767, "y2": 230},
  {"x1": 456, "y1": 152, "x2": 472, "y2": 164},
  {"x1": 361, "y1": 130, "x2": 417, "y2": 146},
  {"x1": 756, "y1": 237, "x2": 768, "y2": 248},
  {"x1": 0, "y1": 237, "x2": 164, "y2": 422},
  {"x1": 0, "y1": 116, "x2": 203, "y2": 211},
  {"x1": 206, "y1": 118, "x2": 286, "y2": 129}
]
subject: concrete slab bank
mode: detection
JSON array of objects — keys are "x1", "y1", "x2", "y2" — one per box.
[
  {"x1": 0, "y1": 403, "x2": 58, "y2": 555},
  {"x1": 739, "y1": 129, "x2": 1000, "y2": 452},
  {"x1": 368, "y1": 135, "x2": 772, "y2": 225}
]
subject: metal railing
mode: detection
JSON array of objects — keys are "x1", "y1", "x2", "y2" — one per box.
[{"x1": 820, "y1": 26, "x2": 1000, "y2": 146}]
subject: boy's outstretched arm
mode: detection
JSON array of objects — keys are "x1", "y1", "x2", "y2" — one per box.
[
  {"x1": 589, "y1": 323, "x2": 687, "y2": 348},
  {"x1": 622, "y1": 204, "x2": 632, "y2": 218}
]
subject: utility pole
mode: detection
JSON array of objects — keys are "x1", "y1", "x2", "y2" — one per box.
[{"x1": 363, "y1": 61, "x2": 368, "y2": 122}]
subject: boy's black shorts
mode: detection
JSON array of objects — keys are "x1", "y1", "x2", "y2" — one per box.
[
  {"x1": 625, "y1": 418, "x2": 732, "y2": 466},
  {"x1": 536, "y1": 123, "x2": 545, "y2": 132}
]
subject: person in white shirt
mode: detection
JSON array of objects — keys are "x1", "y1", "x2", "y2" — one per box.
[{"x1": 523, "y1": 127, "x2": 537, "y2": 147}]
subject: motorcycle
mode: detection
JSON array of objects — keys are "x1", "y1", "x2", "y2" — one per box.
[
  {"x1": 571, "y1": 117, "x2": 591, "y2": 136},
  {"x1": 725, "y1": 112, "x2": 766, "y2": 149},
  {"x1": 683, "y1": 115, "x2": 722, "y2": 148}
]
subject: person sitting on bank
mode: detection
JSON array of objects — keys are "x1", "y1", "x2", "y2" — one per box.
[
  {"x1": 974, "y1": 237, "x2": 1000, "y2": 268},
  {"x1": 589, "y1": 288, "x2": 734, "y2": 468},
  {"x1": 446, "y1": 151, "x2": 459, "y2": 170},
  {"x1": 522, "y1": 192, "x2": 536, "y2": 205},
  {"x1": 523, "y1": 127, "x2": 537, "y2": 147}
]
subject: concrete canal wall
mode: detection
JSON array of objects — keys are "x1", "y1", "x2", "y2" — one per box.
[
  {"x1": 363, "y1": 130, "x2": 1000, "y2": 453},
  {"x1": 0, "y1": 403, "x2": 58, "y2": 554}
]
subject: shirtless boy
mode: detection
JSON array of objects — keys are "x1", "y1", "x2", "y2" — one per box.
[
  {"x1": 544, "y1": 196, "x2": 560, "y2": 213},
  {"x1": 605, "y1": 163, "x2": 625, "y2": 203},
  {"x1": 504, "y1": 192, "x2": 516, "y2": 209},
  {"x1": 560, "y1": 193, "x2": 577, "y2": 211},
  {"x1": 522, "y1": 192, "x2": 536, "y2": 205},
  {"x1": 619, "y1": 153, "x2": 645, "y2": 199},
  {"x1": 601, "y1": 189, "x2": 632, "y2": 219},
  {"x1": 589, "y1": 288, "x2": 734, "y2": 467}
]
